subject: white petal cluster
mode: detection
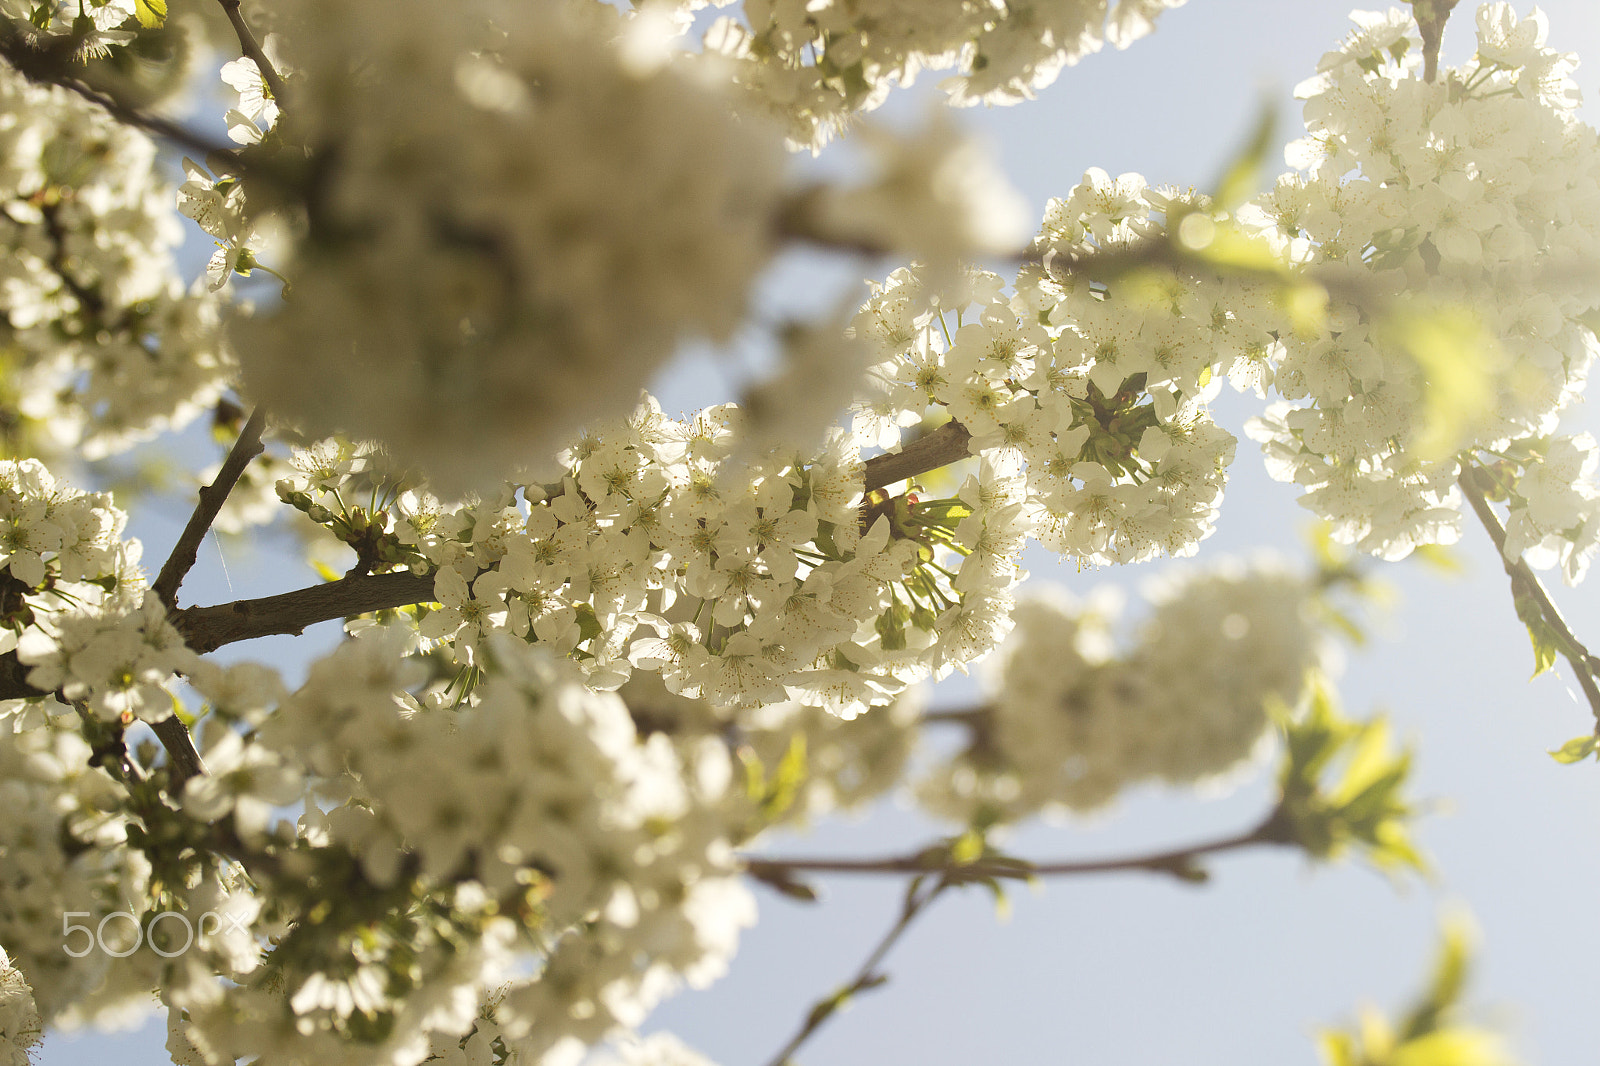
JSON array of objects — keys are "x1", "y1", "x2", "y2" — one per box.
[
  {"x1": 1500, "y1": 434, "x2": 1600, "y2": 584},
  {"x1": 0, "y1": 65, "x2": 230, "y2": 462},
  {"x1": 0, "y1": 945, "x2": 41, "y2": 1066},
  {"x1": 198, "y1": 630, "x2": 757, "y2": 1065},
  {"x1": 284, "y1": 397, "x2": 1027, "y2": 719},
  {"x1": 0, "y1": 459, "x2": 146, "y2": 719},
  {"x1": 803, "y1": 114, "x2": 1031, "y2": 266},
  {"x1": 0, "y1": 720, "x2": 155, "y2": 1027},
  {"x1": 854, "y1": 186, "x2": 1268, "y2": 569},
  {"x1": 700, "y1": 0, "x2": 1187, "y2": 148},
  {"x1": 918, "y1": 560, "x2": 1324, "y2": 822},
  {"x1": 19, "y1": 593, "x2": 197, "y2": 724},
  {"x1": 233, "y1": 0, "x2": 784, "y2": 490},
  {"x1": 1243, "y1": 3, "x2": 1600, "y2": 561}
]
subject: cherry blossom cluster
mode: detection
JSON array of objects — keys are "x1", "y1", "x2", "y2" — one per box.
[
  {"x1": 160, "y1": 630, "x2": 755, "y2": 1066},
  {"x1": 853, "y1": 197, "x2": 1268, "y2": 568},
  {"x1": 1242, "y1": 3, "x2": 1600, "y2": 562},
  {"x1": 0, "y1": 720, "x2": 155, "y2": 1028},
  {"x1": 694, "y1": 0, "x2": 1187, "y2": 148},
  {"x1": 223, "y1": 0, "x2": 1043, "y2": 491},
  {"x1": 0, "y1": 459, "x2": 146, "y2": 709},
  {"x1": 0, "y1": 65, "x2": 231, "y2": 463},
  {"x1": 229, "y1": 0, "x2": 785, "y2": 491},
  {"x1": 0, "y1": 0, "x2": 144, "y2": 59},
  {"x1": 0, "y1": 944, "x2": 40, "y2": 1066},
  {"x1": 281, "y1": 399, "x2": 1028, "y2": 719},
  {"x1": 918, "y1": 559, "x2": 1328, "y2": 823},
  {"x1": 0, "y1": 458, "x2": 197, "y2": 728},
  {"x1": 1488, "y1": 432, "x2": 1600, "y2": 584}
]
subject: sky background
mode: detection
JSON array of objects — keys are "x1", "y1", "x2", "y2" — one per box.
[{"x1": 41, "y1": 1, "x2": 1600, "y2": 1064}]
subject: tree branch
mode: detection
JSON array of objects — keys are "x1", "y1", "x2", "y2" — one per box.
[
  {"x1": 862, "y1": 421, "x2": 972, "y2": 491},
  {"x1": 0, "y1": 31, "x2": 236, "y2": 161},
  {"x1": 216, "y1": 0, "x2": 289, "y2": 107},
  {"x1": 762, "y1": 874, "x2": 950, "y2": 1066},
  {"x1": 144, "y1": 408, "x2": 264, "y2": 784},
  {"x1": 153, "y1": 407, "x2": 267, "y2": 610},
  {"x1": 1413, "y1": 0, "x2": 1461, "y2": 84},
  {"x1": 0, "y1": 427, "x2": 968, "y2": 720},
  {"x1": 172, "y1": 570, "x2": 438, "y2": 653},
  {"x1": 0, "y1": 572, "x2": 437, "y2": 704},
  {"x1": 744, "y1": 812, "x2": 1283, "y2": 886},
  {"x1": 151, "y1": 715, "x2": 206, "y2": 787},
  {"x1": 1458, "y1": 469, "x2": 1600, "y2": 729}
]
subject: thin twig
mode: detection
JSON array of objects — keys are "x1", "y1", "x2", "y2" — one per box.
[
  {"x1": 919, "y1": 706, "x2": 985, "y2": 726},
  {"x1": 216, "y1": 0, "x2": 289, "y2": 106},
  {"x1": 70, "y1": 699, "x2": 146, "y2": 785},
  {"x1": 146, "y1": 408, "x2": 267, "y2": 785},
  {"x1": 762, "y1": 875, "x2": 950, "y2": 1066},
  {"x1": 153, "y1": 408, "x2": 267, "y2": 610},
  {"x1": 745, "y1": 815, "x2": 1276, "y2": 885},
  {"x1": 1458, "y1": 470, "x2": 1600, "y2": 729},
  {"x1": 0, "y1": 31, "x2": 235, "y2": 161}
]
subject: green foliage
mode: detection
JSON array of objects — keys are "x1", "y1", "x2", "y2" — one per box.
[
  {"x1": 1548, "y1": 734, "x2": 1598, "y2": 765},
  {"x1": 1209, "y1": 100, "x2": 1278, "y2": 212},
  {"x1": 133, "y1": 0, "x2": 166, "y2": 28},
  {"x1": 1511, "y1": 583, "x2": 1561, "y2": 679},
  {"x1": 1272, "y1": 682, "x2": 1426, "y2": 874},
  {"x1": 1390, "y1": 307, "x2": 1501, "y2": 466},
  {"x1": 742, "y1": 733, "x2": 809, "y2": 823},
  {"x1": 1316, "y1": 915, "x2": 1517, "y2": 1066}
]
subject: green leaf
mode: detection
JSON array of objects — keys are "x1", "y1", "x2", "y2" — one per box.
[
  {"x1": 1511, "y1": 585, "x2": 1560, "y2": 679},
  {"x1": 980, "y1": 877, "x2": 1011, "y2": 921},
  {"x1": 740, "y1": 746, "x2": 767, "y2": 804},
  {"x1": 134, "y1": 0, "x2": 166, "y2": 27},
  {"x1": 760, "y1": 734, "x2": 808, "y2": 820},
  {"x1": 1389, "y1": 306, "x2": 1503, "y2": 466},
  {"x1": 1317, "y1": 913, "x2": 1520, "y2": 1066},
  {"x1": 1209, "y1": 100, "x2": 1278, "y2": 211},
  {"x1": 1276, "y1": 681, "x2": 1425, "y2": 875},
  {"x1": 1180, "y1": 220, "x2": 1288, "y2": 276},
  {"x1": 949, "y1": 829, "x2": 985, "y2": 865},
  {"x1": 1322, "y1": 605, "x2": 1369, "y2": 647},
  {"x1": 1548, "y1": 735, "x2": 1598, "y2": 764},
  {"x1": 1411, "y1": 543, "x2": 1464, "y2": 576}
]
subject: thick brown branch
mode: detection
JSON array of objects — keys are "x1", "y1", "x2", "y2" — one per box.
[
  {"x1": 151, "y1": 715, "x2": 206, "y2": 787},
  {"x1": 1459, "y1": 469, "x2": 1600, "y2": 728},
  {"x1": 153, "y1": 408, "x2": 267, "y2": 609},
  {"x1": 173, "y1": 570, "x2": 438, "y2": 653},
  {"x1": 862, "y1": 421, "x2": 972, "y2": 491}
]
